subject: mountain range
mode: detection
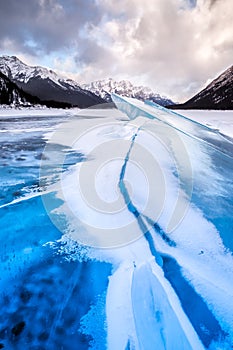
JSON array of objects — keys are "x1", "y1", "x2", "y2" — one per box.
[
  {"x1": 0, "y1": 56, "x2": 173, "y2": 108},
  {"x1": 0, "y1": 70, "x2": 79, "y2": 108},
  {"x1": 0, "y1": 55, "x2": 232, "y2": 109},
  {"x1": 0, "y1": 56, "x2": 104, "y2": 108},
  {"x1": 82, "y1": 78, "x2": 174, "y2": 106}
]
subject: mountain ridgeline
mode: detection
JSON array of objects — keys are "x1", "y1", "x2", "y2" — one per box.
[
  {"x1": 0, "y1": 56, "x2": 173, "y2": 108},
  {"x1": 170, "y1": 65, "x2": 233, "y2": 110},
  {"x1": 0, "y1": 56, "x2": 105, "y2": 108},
  {"x1": 0, "y1": 71, "x2": 74, "y2": 108},
  {"x1": 0, "y1": 55, "x2": 232, "y2": 109},
  {"x1": 81, "y1": 78, "x2": 174, "y2": 106}
]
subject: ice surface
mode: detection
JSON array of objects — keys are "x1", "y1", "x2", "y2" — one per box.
[
  {"x1": 1, "y1": 102, "x2": 233, "y2": 349},
  {"x1": 174, "y1": 110, "x2": 233, "y2": 140},
  {"x1": 0, "y1": 109, "x2": 112, "y2": 349},
  {"x1": 36, "y1": 97, "x2": 232, "y2": 348}
]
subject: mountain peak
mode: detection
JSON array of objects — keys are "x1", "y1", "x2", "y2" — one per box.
[
  {"x1": 0, "y1": 55, "x2": 105, "y2": 108},
  {"x1": 82, "y1": 78, "x2": 174, "y2": 106},
  {"x1": 170, "y1": 64, "x2": 233, "y2": 110},
  {"x1": 0, "y1": 55, "x2": 63, "y2": 85},
  {"x1": 206, "y1": 65, "x2": 233, "y2": 91},
  {"x1": 1, "y1": 55, "x2": 18, "y2": 61}
]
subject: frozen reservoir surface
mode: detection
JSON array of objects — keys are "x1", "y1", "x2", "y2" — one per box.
[{"x1": 0, "y1": 99, "x2": 232, "y2": 349}]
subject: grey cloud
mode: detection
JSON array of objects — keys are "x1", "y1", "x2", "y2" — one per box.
[
  {"x1": 0, "y1": 0, "x2": 102, "y2": 55},
  {"x1": 76, "y1": 41, "x2": 114, "y2": 66},
  {"x1": 209, "y1": 0, "x2": 220, "y2": 8}
]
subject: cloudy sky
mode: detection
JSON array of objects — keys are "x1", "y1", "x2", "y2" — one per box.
[{"x1": 0, "y1": 0, "x2": 232, "y2": 102}]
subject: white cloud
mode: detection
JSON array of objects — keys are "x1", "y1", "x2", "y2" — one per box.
[{"x1": 75, "y1": 0, "x2": 233, "y2": 101}]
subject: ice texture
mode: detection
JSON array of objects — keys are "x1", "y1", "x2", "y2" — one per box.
[{"x1": 0, "y1": 101, "x2": 233, "y2": 349}]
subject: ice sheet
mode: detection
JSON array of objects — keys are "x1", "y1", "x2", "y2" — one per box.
[
  {"x1": 40, "y1": 96, "x2": 233, "y2": 348},
  {"x1": 1, "y1": 102, "x2": 233, "y2": 349}
]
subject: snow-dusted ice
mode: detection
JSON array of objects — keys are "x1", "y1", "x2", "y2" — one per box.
[
  {"x1": 176, "y1": 109, "x2": 233, "y2": 140},
  {"x1": 0, "y1": 98, "x2": 232, "y2": 349}
]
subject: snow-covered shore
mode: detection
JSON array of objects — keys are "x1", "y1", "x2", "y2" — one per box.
[
  {"x1": 1, "y1": 106, "x2": 232, "y2": 138},
  {"x1": 177, "y1": 109, "x2": 233, "y2": 139},
  {"x1": 0, "y1": 105, "x2": 80, "y2": 117}
]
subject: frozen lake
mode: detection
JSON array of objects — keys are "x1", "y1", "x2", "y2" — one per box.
[{"x1": 0, "y1": 100, "x2": 233, "y2": 349}]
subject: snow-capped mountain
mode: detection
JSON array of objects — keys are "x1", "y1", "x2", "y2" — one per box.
[
  {"x1": 82, "y1": 78, "x2": 174, "y2": 106},
  {"x1": 0, "y1": 56, "x2": 104, "y2": 108},
  {"x1": 0, "y1": 71, "x2": 38, "y2": 106},
  {"x1": 171, "y1": 65, "x2": 233, "y2": 110},
  {"x1": 0, "y1": 71, "x2": 73, "y2": 108}
]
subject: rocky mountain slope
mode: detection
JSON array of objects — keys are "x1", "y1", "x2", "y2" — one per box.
[
  {"x1": 0, "y1": 71, "x2": 39, "y2": 106},
  {"x1": 171, "y1": 65, "x2": 233, "y2": 110},
  {"x1": 0, "y1": 56, "x2": 175, "y2": 108},
  {"x1": 0, "y1": 71, "x2": 73, "y2": 108},
  {"x1": 82, "y1": 78, "x2": 174, "y2": 106},
  {"x1": 0, "y1": 56, "x2": 104, "y2": 108}
]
